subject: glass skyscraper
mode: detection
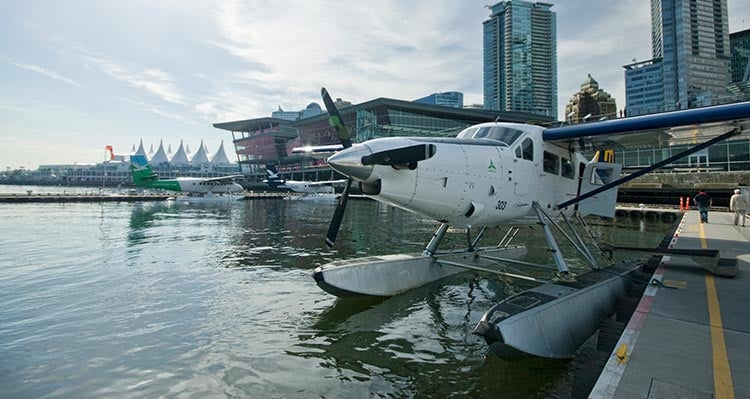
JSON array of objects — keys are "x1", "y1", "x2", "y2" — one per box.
[
  {"x1": 414, "y1": 92, "x2": 464, "y2": 108},
  {"x1": 483, "y1": 1, "x2": 557, "y2": 118},
  {"x1": 626, "y1": 0, "x2": 730, "y2": 115}
]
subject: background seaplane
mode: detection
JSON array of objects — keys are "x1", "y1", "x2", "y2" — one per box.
[
  {"x1": 263, "y1": 164, "x2": 347, "y2": 200},
  {"x1": 129, "y1": 154, "x2": 246, "y2": 202},
  {"x1": 307, "y1": 88, "x2": 750, "y2": 359}
]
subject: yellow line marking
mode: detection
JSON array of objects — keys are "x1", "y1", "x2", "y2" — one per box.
[{"x1": 699, "y1": 222, "x2": 735, "y2": 398}]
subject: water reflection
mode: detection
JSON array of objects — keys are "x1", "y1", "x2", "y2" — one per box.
[{"x1": 0, "y1": 198, "x2": 675, "y2": 398}]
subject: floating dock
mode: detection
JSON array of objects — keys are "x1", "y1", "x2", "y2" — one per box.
[
  {"x1": 614, "y1": 206, "x2": 681, "y2": 223},
  {"x1": 590, "y1": 210, "x2": 750, "y2": 398}
]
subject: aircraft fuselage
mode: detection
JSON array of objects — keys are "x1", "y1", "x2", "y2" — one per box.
[
  {"x1": 327, "y1": 123, "x2": 588, "y2": 228},
  {"x1": 145, "y1": 178, "x2": 243, "y2": 193}
]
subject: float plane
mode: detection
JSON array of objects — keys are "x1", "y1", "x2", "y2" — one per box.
[
  {"x1": 308, "y1": 87, "x2": 750, "y2": 359},
  {"x1": 263, "y1": 164, "x2": 346, "y2": 199},
  {"x1": 129, "y1": 154, "x2": 245, "y2": 201}
]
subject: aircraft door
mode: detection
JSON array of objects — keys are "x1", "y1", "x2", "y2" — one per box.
[
  {"x1": 507, "y1": 137, "x2": 538, "y2": 199},
  {"x1": 578, "y1": 162, "x2": 622, "y2": 218}
]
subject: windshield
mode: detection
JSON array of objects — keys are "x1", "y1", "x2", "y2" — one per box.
[{"x1": 456, "y1": 126, "x2": 524, "y2": 146}]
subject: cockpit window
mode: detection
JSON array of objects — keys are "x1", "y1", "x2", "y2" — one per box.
[
  {"x1": 456, "y1": 126, "x2": 524, "y2": 146},
  {"x1": 456, "y1": 127, "x2": 478, "y2": 139}
]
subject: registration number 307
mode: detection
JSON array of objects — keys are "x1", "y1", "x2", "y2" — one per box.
[{"x1": 495, "y1": 200, "x2": 507, "y2": 211}]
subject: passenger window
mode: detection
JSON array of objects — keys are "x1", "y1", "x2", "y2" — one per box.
[
  {"x1": 515, "y1": 146, "x2": 522, "y2": 158},
  {"x1": 521, "y1": 138, "x2": 533, "y2": 161},
  {"x1": 543, "y1": 151, "x2": 559, "y2": 174},
  {"x1": 561, "y1": 157, "x2": 574, "y2": 179}
]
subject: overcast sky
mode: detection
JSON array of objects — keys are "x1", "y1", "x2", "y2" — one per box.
[{"x1": 2, "y1": 0, "x2": 749, "y2": 169}]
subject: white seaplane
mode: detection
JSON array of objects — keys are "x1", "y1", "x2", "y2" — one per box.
[
  {"x1": 307, "y1": 88, "x2": 750, "y2": 359},
  {"x1": 264, "y1": 164, "x2": 346, "y2": 200},
  {"x1": 129, "y1": 154, "x2": 246, "y2": 203}
]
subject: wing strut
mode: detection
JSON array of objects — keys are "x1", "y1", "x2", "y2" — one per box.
[{"x1": 557, "y1": 128, "x2": 740, "y2": 210}]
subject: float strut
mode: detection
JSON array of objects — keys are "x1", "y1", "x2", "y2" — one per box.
[
  {"x1": 423, "y1": 223, "x2": 449, "y2": 256},
  {"x1": 533, "y1": 203, "x2": 570, "y2": 275}
]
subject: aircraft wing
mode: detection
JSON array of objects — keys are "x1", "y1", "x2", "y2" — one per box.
[
  {"x1": 543, "y1": 102, "x2": 750, "y2": 149},
  {"x1": 291, "y1": 144, "x2": 344, "y2": 159},
  {"x1": 289, "y1": 179, "x2": 348, "y2": 186},
  {"x1": 202, "y1": 174, "x2": 245, "y2": 183}
]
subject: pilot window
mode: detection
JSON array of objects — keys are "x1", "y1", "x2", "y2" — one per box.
[
  {"x1": 543, "y1": 151, "x2": 560, "y2": 175},
  {"x1": 473, "y1": 127, "x2": 523, "y2": 145},
  {"x1": 561, "y1": 157, "x2": 574, "y2": 179},
  {"x1": 516, "y1": 138, "x2": 533, "y2": 161},
  {"x1": 456, "y1": 127, "x2": 478, "y2": 139},
  {"x1": 456, "y1": 126, "x2": 524, "y2": 146}
]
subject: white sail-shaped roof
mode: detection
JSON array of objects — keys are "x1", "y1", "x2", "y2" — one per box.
[
  {"x1": 148, "y1": 144, "x2": 154, "y2": 158},
  {"x1": 210, "y1": 140, "x2": 234, "y2": 165},
  {"x1": 167, "y1": 144, "x2": 173, "y2": 156},
  {"x1": 150, "y1": 139, "x2": 170, "y2": 165},
  {"x1": 134, "y1": 139, "x2": 148, "y2": 159},
  {"x1": 190, "y1": 140, "x2": 210, "y2": 165},
  {"x1": 170, "y1": 140, "x2": 190, "y2": 165}
]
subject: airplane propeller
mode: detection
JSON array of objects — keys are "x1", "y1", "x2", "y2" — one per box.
[{"x1": 321, "y1": 87, "x2": 353, "y2": 248}]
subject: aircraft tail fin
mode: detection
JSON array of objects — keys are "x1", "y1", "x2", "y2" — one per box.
[
  {"x1": 263, "y1": 164, "x2": 286, "y2": 189},
  {"x1": 129, "y1": 155, "x2": 158, "y2": 187}
]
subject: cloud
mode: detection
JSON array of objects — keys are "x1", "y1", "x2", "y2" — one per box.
[
  {"x1": 80, "y1": 54, "x2": 187, "y2": 105},
  {"x1": 209, "y1": 0, "x2": 486, "y2": 105},
  {"x1": 11, "y1": 62, "x2": 82, "y2": 87}
]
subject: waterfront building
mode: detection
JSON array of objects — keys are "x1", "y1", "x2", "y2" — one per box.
[
  {"x1": 170, "y1": 140, "x2": 190, "y2": 166},
  {"x1": 564, "y1": 74, "x2": 617, "y2": 123},
  {"x1": 414, "y1": 92, "x2": 464, "y2": 108},
  {"x1": 0, "y1": 137, "x2": 240, "y2": 186},
  {"x1": 149, "y1": 140, "x2": 170, "y2": 166},
  {"x1": 210, "y1": 141, "x2": 233, "y2": 165},
  {"x1": 134, "y1": 139, "x2": 148, "y2": 159},
  {"x1": 272, "y1": 103, "x2": 325, "y2": 121},
  {"x1": 190, "y1": 140, "x2": 210, "y2": 166},
  {"x1": 625, "y1": 0, "x2": 730, "y2": 116},
  {"x1": 483, "y1": 1, "x2": 557, "y2": 118},
  {"x1": 214, "y1": 97, "x2": 554, "y2": 185}
]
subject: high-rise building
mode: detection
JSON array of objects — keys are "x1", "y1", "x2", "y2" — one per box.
[
  {"x1": 625, "y1": 0, "x2": 730, "y2": 116},
  {"x1": 414, "y1": 92, "x2": 464, "y2": 108},
  {"x1": 727, "y1": 28, "x2": 750, "y2": 99},
  {"x1": 483, "y1": 1, "x2": 557, "y2": 118},
  {"x1": 730, "y1": 28, "x2": 750, "y2": 83}
]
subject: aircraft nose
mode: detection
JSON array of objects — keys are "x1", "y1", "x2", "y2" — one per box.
[{"x1": 327, "y1": 145, "x2": 374, "y2": 181}]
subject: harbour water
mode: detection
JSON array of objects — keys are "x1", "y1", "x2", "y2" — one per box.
[{"x1": 0, "y1": 188, "x2": 673, "y2": 398}]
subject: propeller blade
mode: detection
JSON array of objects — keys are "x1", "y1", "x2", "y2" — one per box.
[
  {"x1": 321, "y1": 87, "x2": 352, "y2": 149},
  {"x1": 321, "y1": 87, "x2": 356, "y2": 248},
  {"x1": 361, "y1": 144, "x2": 436, "y2": 166},
  {"x1": 325, "y1": 178, "x2": 352, "y2": 248}
]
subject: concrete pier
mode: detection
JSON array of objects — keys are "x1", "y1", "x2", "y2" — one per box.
[{"x1": 590, "y1": 210, "x2": 750, "y2": 398}]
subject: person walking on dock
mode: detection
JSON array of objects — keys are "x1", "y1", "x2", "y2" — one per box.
[
  {"x1": 729, "y1": 189, "x2": 747, "y2": 227},
  {"x1": 693, "y1": 189, "x2": 712, "y2": 223}
]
